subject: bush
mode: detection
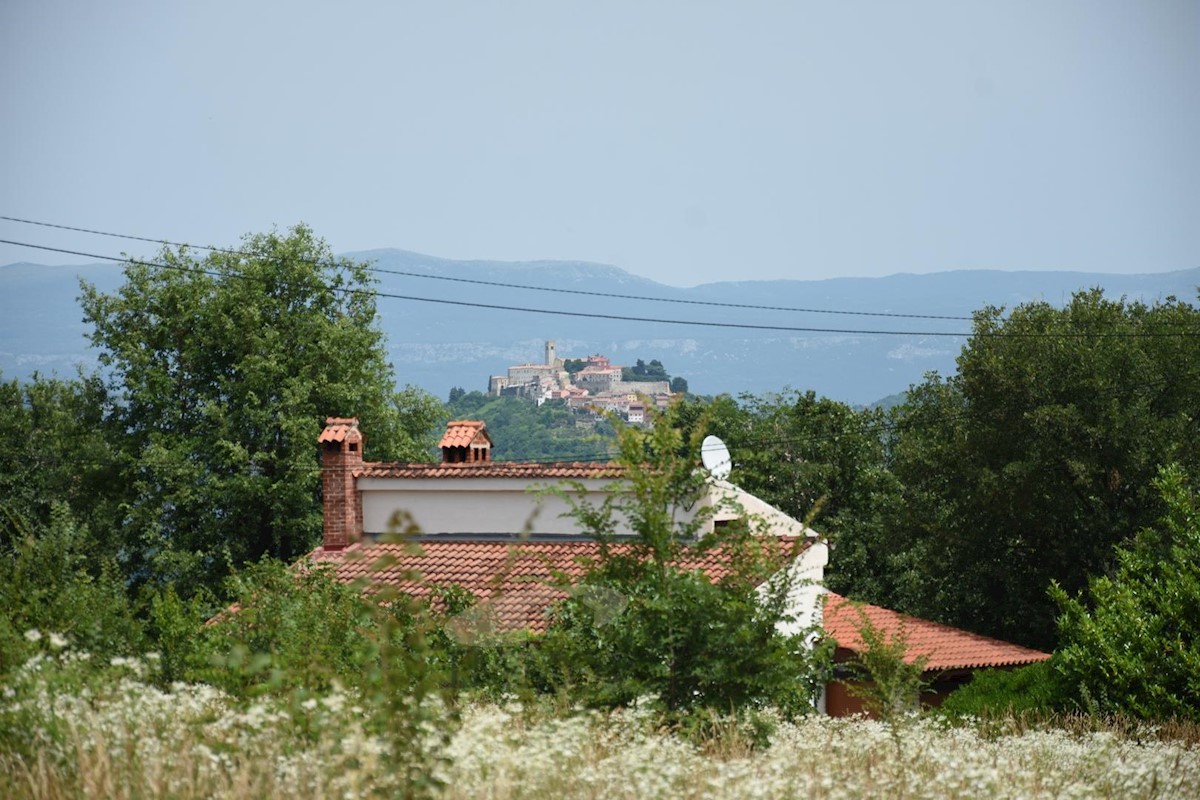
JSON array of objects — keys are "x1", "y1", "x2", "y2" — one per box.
[
  {"x1": 1052, "y1": 465, "x2": 1200, "y2": 721},
  {"x1": 195, "y1": 558, "x2": 380, "y2": 698},
  {"x1": 0, "y1": 503, "x2": 143, "y2": 677},
  {"x1": 940, "y1": 661, "x2": 1068, "y2": 718},
  {"x1": 533, "y1": 416, "x2": 830, "y2": 716}
]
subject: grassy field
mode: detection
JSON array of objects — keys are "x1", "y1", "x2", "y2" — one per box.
[{"x1": 3, "y1": 649, "x2": 1198, "y2": 799}]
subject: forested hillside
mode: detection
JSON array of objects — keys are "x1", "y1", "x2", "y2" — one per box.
[{"x1": 443, "y1": 391, "x2": 616, "y2": 462}]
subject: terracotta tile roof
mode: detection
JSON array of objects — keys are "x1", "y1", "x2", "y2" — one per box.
[
  {"x1": 438, "y1": 420, "x2": 491, "y2": 449},
  {"x1": 318, "y1": 417, "x2": 360, "y2": 443},
  {"x1": 356, "y1": 462, "x2": 626, "y2": 479},
  {"x1": 309, "y1": 537, "x2": 808, "y2": 633},
  {"x1": 822, "y1": 592, "x2": 1050, "y2": 671}
]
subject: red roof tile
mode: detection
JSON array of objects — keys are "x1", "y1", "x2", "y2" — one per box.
[
  {"x1": 309, "y1": 537, "x2": 808, "y2": 633},
  {"x1": 822, "y1": 592, "x2": 1050, "y2": 671},
  {"x1": 439, "y1": 420, "x2": 491, "y2": 449},
  {"x1": 356, "y1": 462, "x2": 626, "y2": 479},
  {"x1": 318, "y1": 417, "x2": 361, "y2": 444}
]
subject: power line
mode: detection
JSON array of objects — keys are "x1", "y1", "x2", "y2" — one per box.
[
  {"x1": 3, "y1": 238, "x2": 1197, "y2": 340},
  {"x1": 0, "y1": 238, "x2": 973, "y2": 336},
  {"x1": 0, "y1": 214, "x2": 976, "y2": 320}
]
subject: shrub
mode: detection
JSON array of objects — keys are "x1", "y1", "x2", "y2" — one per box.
[
  {"x1": 0, "y1": 502, "x2": 143, "y2": 677},
  {"x1": 940, "y1": 661, "x2": 1068, "y2": 718},
  {"x1": 534, "y1": 416, "x2": 830, "y2": 716},
  {"x1": 1052, "y1": 465, "x2": 1200, "y2": 721}
]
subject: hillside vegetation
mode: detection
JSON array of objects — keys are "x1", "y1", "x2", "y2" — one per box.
[{"x1": 444, "y1": 391, "x2": 616, "y2": 462}]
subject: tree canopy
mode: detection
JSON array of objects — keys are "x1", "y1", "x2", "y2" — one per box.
[
  {"x1": 79, "y1": 225, "x2": 442, "y2": 592},
  {"x1": 671, "y1": 290, "x2": 1200, "y2": 652},
  {"x1": 880, "y1": 290, "x2": 1200, "y2": 648}
]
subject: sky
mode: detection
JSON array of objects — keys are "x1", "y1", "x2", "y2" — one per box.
[{"x1": 2, "y1": 1, "x2": 1197, "y2": 287}]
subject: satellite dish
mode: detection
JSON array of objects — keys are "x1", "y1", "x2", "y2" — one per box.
[{"x1": 700, "y1": 435, "x2": 733, "y2": 480}]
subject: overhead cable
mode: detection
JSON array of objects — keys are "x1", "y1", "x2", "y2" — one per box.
[
  {"x1": 0, "y1": 214, "x2": 974, "y2": 320},
  {"x1": 4, "y1": 238, "x2": 1198, "y2": 339}
]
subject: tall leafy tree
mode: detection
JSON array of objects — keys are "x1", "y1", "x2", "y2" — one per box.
[
  {"x1": 80, "y1": 225, "x2": 443, "y2": 593},
  {"x1": 885, "y1": 289, "x2": 1200, "y2": 648},
  {"x1": 1053, "y1": 464, "x2": 1200, "y2": 720}
]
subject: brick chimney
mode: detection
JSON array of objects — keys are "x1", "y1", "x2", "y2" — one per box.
[{"x1": 319, "y1": 417, "x2": 364, "y2": 549}]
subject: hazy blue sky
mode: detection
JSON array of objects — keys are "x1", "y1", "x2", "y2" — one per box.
[{"x1": 2, "y1": 1, "x2": 1197, "y2": 287}]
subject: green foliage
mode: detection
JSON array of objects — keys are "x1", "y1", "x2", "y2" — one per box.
[
  {"x1": 535, "y1": 416, "x2": 829, "y2": 715},
  {"x1": 195, "y1": 558, "x2": 381, "y2": 697},
  {"x1": 839, "y1": 603, "x2": 928, "y2": 725},
  {"x1": 621, "y1": 357, "x2": 671, "y2": 382},
  {"x1": 0, "y1": 503, "x2": 144, "y2": 676},
  {"x1": 669, "y1": 390, "x2": 905, "y2": 605},
  {"x1": 79, "y1": 225, "x2": 443, "y2": 594},
  {"x1": 670, "y1": 375, "x2": 688, "y2": 394},
  {"x1": 1052, "y1": 464, "x2": 1200, "y2": 720},
  {"x1": 161, "y1": 550, "x2": 456, "y2": 792},
  {"x1": 939, "y1": 661, "x2": 1068, "y2": 718},
  {"x1": 446, "y1": 391, "x2": 614, "y2": 461},
  {"x1": 0, "y1": 372, "x2": 120, "y2": 554},
  {"x1": 882, "y1": 290, "x2": 1200, "y2": 649}
]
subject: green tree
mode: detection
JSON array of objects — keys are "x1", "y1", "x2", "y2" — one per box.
[
  {"x1": 669, "y1": 376, "x2": 688, "y2": 394},
  {"x1": 840, "y1": 604, "x2": 928, "y2": 751},
  {"x1": 80, "y1": 225, "x2": 443, "y2": 594},
  {"x1": 669, "y1": 390, "x2": 905, "y2": 605},
  {"x1": 536, "y1": 416, "x2": 829, "y2": 715},
  {"x1": 622, "y1": 358, "x2": 669, "y2": 382},
  {"x1": 1052, "y1": 464, "x2": 1200, "y2": 720},
  {"x1": 0, "y1": 372, "x2": 120, "y2": 554},
  {"x1": 885, "y1": 290, "x2": 1200, "y2": 648}
]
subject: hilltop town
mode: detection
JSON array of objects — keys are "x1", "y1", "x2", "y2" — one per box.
[{"x1": 485, "y1": 340, "x2": 684, "y2": 423}]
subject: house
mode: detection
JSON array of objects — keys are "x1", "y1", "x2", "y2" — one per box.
[
  {"x1": 312, "y1": 417, "x2": 1048, "y2": 715},
  {"x1": 821, "y1": 592, "x2": 1051, "y2": 715}
]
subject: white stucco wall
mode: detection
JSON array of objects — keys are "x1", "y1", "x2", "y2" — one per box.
[
  {"x1": 359, "y1": 477, "x2": 639, "y2": 536},
  {"x1": 359, "y1": 474, "x2": 822, "y2": 540}
]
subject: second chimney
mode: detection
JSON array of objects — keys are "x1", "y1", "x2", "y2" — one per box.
[{"x1": 439, "y1": 420, "x2": 492, "y2": 464}]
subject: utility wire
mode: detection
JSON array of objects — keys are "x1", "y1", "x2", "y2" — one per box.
[
  {"x1": 4, "y1": 238, "x2": 1199, "y2": 340},
  {"x1": 0, "y1": 214, "x2": 976, "y2": 320},
  {"x1": 0, "y1": 238, "x2": 971, "y2": 336}
]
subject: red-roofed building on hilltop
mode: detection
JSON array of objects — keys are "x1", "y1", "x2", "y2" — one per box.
[{"x1": 310, "y1": 417, "x2": 1049, "y2": 715}]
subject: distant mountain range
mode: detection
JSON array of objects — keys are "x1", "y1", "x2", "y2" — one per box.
[{"x1": 2, "y1": 249, "x2": 1197, "y2": 405}]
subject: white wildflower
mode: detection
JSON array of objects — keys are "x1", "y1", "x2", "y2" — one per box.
[{"x1": 23, "y1": 628, "x2": 42, "y2": 642}]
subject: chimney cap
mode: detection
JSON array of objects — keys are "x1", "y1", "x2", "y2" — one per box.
[
  {"x1": 439, "y1": 420, "x2": 492, "y2": 449},
  {"x1": 319, "y1": 417, "x2": 362, "y2": 444}
]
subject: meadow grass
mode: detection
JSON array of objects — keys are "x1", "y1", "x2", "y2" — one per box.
[{"x1": 3, "y1": 648, "x2": 1198, "y2": 799}]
